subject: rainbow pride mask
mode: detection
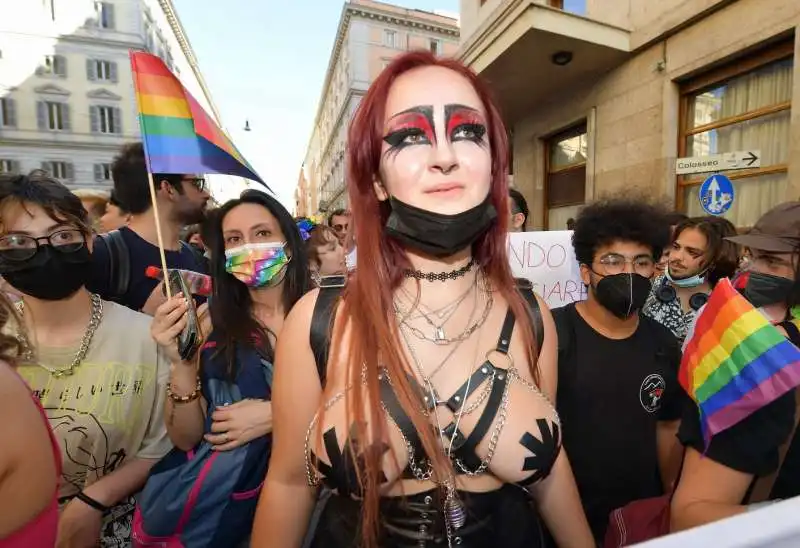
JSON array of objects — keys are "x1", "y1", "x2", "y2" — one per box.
[{"x1": 225, "y1": 242, "x2": 289, "y2": 288}]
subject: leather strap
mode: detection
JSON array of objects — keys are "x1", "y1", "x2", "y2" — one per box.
[
  {"x1": 749, "y1": 320, "x2": 800, "y2": 503},
  {"x1": 454, "y1": 368, "x2": 510, "y2": 471}
]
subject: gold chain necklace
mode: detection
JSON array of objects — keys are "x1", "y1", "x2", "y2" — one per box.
[{"x1": 15, "y1": 293, "x2": 104, "y2": 377}]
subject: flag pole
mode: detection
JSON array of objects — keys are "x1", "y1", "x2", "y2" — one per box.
[{"x1": 147, "y1": 173, "x2": 173, "y2": 300}]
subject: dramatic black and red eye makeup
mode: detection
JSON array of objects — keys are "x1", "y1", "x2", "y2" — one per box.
[
  {"x1": 383, "y1": 106, "x2": 436, "y2": 157},
  {"x1": 445, "y1": 104, "x2": 487, "y2": 146}
]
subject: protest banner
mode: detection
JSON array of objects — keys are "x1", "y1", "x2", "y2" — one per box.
[{"x1": 507, "y1": 231, "x2": 586, "y2": 310}]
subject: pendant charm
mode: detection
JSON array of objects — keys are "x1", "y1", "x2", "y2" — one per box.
[
  {"x1": 444, "y1": 488, "x2": 466, "y2": 530},
  {"x1": 434, "y1": 326, "x2": 447, "y2": 345}
]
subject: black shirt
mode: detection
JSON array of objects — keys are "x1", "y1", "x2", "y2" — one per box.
[
  {"x1": 89, "y1": 227, "x2": 208, "y2": 312},
  {"x1": 553, "y1": 302, "x2": 686, "y2": 541}
]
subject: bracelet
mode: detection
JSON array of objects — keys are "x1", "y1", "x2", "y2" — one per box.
[
  {"x1": 75, "y1": 491, "x2": 111, "y2": 514},
  {"x1": 167, "y1": 377, "x2": 202, "y2": 403}
]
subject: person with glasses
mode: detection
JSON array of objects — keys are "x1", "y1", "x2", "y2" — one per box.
[
  {"x1": 0, "y1": 172, "x2": 171, "y2": 547},
  {"x1": 551, "y1": 197, "x2": 688, "y2": 543},
  {"x1": 88, "y1": 142, "x2": 210, "y2": 314}
]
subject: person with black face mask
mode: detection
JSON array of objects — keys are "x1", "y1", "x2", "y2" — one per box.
[
  {"x1": 671, "y1": 201, "x2": 800, "y2": 533},
  {"x1": 551, "y1": 197, "x2": 689, "y2": 543},
  {"x1": 0, "y1": 172, "x2": 172, "y2": 547}
]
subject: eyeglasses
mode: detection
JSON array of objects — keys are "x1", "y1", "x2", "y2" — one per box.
[
  {"x1": 332, "y1": 223, "x2": 349, "y2": 232},
  {"x1": 0, "y1": 229, "x2": 86, "y2": 262},
  {"x1": 183, "y1": 177, "x2": 207, "y2": 192},
  {"x1": 595, "y1": 253, "x2": 656, "y2": 276}
]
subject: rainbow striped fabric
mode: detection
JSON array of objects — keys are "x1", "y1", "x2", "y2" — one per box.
[
  {"x1": 679, "y1": 278, "x2": 800, "y2": 445},
  {"x1": 129, "y1": 51, "x2": 265, "y2": 186}
]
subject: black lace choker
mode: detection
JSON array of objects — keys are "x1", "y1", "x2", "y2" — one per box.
[{"x1": 403, "y1": 258, "x2": 475, "y2": 282}]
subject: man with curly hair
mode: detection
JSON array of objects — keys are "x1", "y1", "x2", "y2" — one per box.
[{"x1": 552, "y1": 196, "x2": 688, "y2": 542}]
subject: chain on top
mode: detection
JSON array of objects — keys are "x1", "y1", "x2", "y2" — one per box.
[{"x1": 16, "y1": 293, "x2": 104, "y2": 378}]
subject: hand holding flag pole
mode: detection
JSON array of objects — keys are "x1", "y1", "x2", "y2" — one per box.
[{"x1": 129, "y1": 50, "x2": 267, "y2": 298}]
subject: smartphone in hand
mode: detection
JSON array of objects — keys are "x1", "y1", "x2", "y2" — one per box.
[{"x1": 166, "y1": 269, "x2": 200, "y2": 361}]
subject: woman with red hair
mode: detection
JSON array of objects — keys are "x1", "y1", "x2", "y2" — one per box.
[{"x1": 253, "y1": 51, "x2": 592, "y2": 548}]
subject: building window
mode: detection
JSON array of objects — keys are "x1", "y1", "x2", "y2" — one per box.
[
  {"x1": 94, "y1": 163, "x2": 112, "y2": 182},
  {"x1": 549, "y1": 0, "x2": 587, "y2": 14},
  {"x1": 37, "y1": 101, "x2": 70, "y2": 131},
  {"x1": 96, "y1": 1, "x2": 115, "y2": 29},
  {"x1": 430, "y1": 39, "x2": 441, "y2": 55},
  {"x1": 41, "y1": 161, "x2": 73, "y2": 181},
  {"x1": 678, "y1": 42, "x2": 793, "y2": 227},
  {"x1": 0, "y1": 160, "x2": 18, "y2": 173},
  {"x1": 38, "y1": 54, "x2": 67, "y2": 77},
  {"x1": 545, "y1": 123, "x2": 587, "y2": 230},
  {"x1": 384, "y1": 29, "x2": 396, "y2": 48},
  {"x1": 91, "y1": 106, "x2": 122, "y2": 134},
  {"x1": 87, "y1": 59, "x2": 118, "y2": 82},
  {"x1": 0, "y1": 98, "x2": 16, "y2": 127}
]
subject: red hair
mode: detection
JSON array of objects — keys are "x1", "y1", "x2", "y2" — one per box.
[{"x1": 331, "y1": 50, "x2": 541, "y2": 546}]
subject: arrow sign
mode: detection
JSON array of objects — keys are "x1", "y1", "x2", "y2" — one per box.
[
  {"x1": 699, "y1": 174, "x2": 735, "y2": 216},
  {"x1": 676, "y1": 150, "x2": 761, "y2": 175},
  {"x1": 742, "y1": 151, "x2": 759, "y2": 167}
]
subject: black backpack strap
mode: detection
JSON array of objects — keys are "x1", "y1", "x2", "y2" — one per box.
[
  {"x1": 97, "y1": 230, "x2": 130, "y2": 301},
  {"x1": 310, "y1": 275, "x2": 346, "y2": 386},
  {"x1": 180, "y1": 241, "x2": 209, "y2": 273},
  {"x1": 551, "y1": 304, "x2": 575, "y2": 363},
  {"x1": 515, "y1": 278, "x2": 544, "y2": 351}
]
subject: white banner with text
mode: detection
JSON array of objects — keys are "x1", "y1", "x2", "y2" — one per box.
[{"x1": 507, "y1": 231, "x2": 586, "y2": 310}]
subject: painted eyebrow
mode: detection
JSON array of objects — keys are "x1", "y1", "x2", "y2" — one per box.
[{"x1": 387, "y1": 105, "x2": 433, "y2": 122}]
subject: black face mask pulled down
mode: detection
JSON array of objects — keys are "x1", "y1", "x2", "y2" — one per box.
[
  {"x1": 0, "y1": 245, "x2": 92, "y2": 301},
  {"x1": 384, "y1": 196, "x2": 498, "y2": 258},
  {"x1": 593, "y1": 272, "x2": 652, "y2": 319},
  {"x1": 744, "y1": 271, "x2": 794, "y2": 309}
]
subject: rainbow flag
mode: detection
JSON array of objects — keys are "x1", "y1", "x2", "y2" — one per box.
[
  {"x1": 129, "y1": 51, "x2": 266, "y2": 187},
  {"x1": 680, "y1": 278, "x2": 800, "y2": 445}
]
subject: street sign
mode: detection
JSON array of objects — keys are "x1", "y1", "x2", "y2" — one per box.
[
  {"x1": 699, "y1": 174, "x2": 735, "y2": 216},
  {"x1": 676, "y1": 150, "x2": 760, "y2": 175}
]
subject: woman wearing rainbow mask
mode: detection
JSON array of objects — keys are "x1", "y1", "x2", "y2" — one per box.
[{"x1": 141, "y1": 190, "x2": 312, "y2": 547}]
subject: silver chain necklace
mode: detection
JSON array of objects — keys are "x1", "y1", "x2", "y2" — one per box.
[{"x1": 16, "y1": 293, "x2": 103, "y2": 377}]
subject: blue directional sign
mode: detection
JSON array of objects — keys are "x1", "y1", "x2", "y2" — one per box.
[{"x1": 699, "y1": 174, "x2": 734, "y2": 216}]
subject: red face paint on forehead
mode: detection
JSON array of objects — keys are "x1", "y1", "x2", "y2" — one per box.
[
  {"x1": 445, "y1": 104, "x2": 485, "y2": 135},
  {"x1": 385, "y1": 106, "x2": 435, "y2": 143}
]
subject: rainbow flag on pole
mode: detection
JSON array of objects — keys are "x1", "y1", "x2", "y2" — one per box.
[
  {"x1": 129, "y1": 51, "x2": 266, "y2": 187},
  {"x1": 679, "y1": 278, "x2": 800, "y2": 446}
]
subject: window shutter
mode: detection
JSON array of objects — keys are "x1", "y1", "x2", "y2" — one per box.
[
  {"x1": 36, "y1": 101, "x2": 47, "y2": 130},
  {"x1": 5, "y1": 98, "x2": 16, "y2": 127},
  {"x1": 55, "y1": 55, "x2": 67, "y2": 77},
  {"x1": 105, "y1": 3, "x2": 115, "y2": 29},
  {"x1": 93, "y1": 163, "x2": 103, "y2": 182},
  {"x1": 109, "y1": 61, "x2": 118, "y2": 83},
  {"x1": 60, "y1": 103, "x2": 71, "y2": 131},
  {"x1": 90, "y1": 106, "x2": 100, "y2": 133},
  {"x1": 66, "y1": 163, "x2": 75, "y2": 181},
  {"x1": 86, "y1": 59, "x2": 96, "y2": 81},
  {"x1": 113, "y1": 107, "x2": 122, "y2": 134}
]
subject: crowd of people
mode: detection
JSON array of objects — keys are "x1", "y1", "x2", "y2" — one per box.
[{"x1": 0, "y1": 50, "x2": 798, "y2": 548}]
